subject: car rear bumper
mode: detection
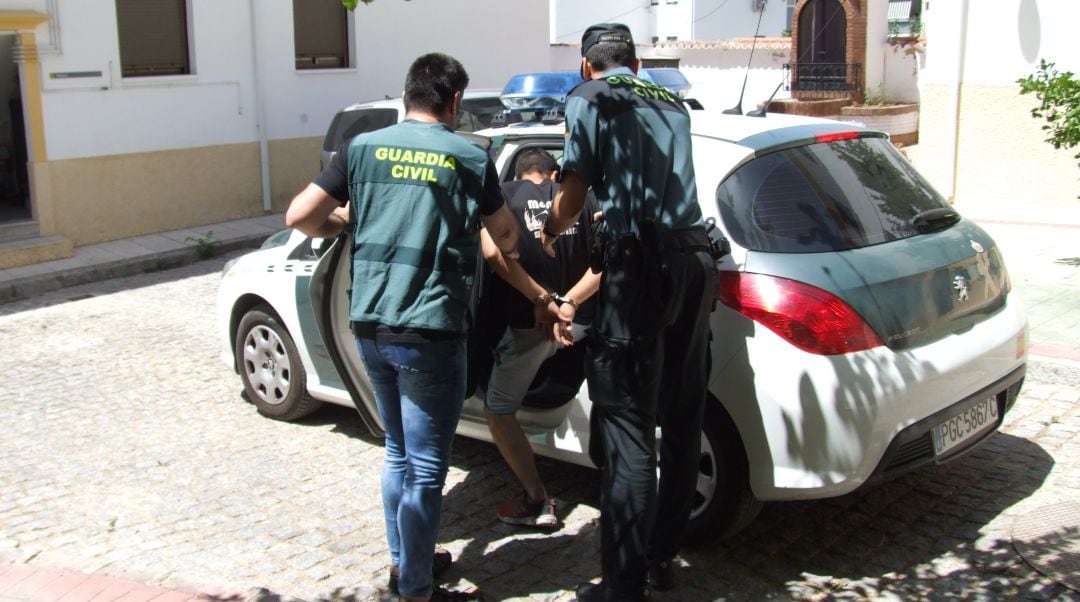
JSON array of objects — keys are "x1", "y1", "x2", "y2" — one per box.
[{"x1": 863, "y1": 363, "x2": 1026, "y2": 485}]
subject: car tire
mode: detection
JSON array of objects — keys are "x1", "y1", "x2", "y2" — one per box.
[
  {"x1": 235, "y1": 306, "x2": 322, "y2": 421},
  {"x1": 683, "y1": 399, "x2": 763, "y2": 543}
]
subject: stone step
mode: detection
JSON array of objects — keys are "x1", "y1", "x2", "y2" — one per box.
[
  {"x1": 0, "y1": 219, "x2": 39, "y2": 244},
  {"x1": 0, "y1": 235, "x2": 74, "y2": 270}
]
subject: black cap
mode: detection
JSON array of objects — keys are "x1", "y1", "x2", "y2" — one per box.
[{"x1": 580, "y1": 23, "x2": 634, "y2": 57}]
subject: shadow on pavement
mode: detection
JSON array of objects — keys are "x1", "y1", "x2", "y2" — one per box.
[
  {"x1": 262, "y1": 396, "x2": 1067, "y2": 599},
  {"x1": 684, "y1": 430, "x2": 1062, "y2": 598}
]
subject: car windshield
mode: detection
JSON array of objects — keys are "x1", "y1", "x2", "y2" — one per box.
[
  {"x1": 457, "y1": 97, "x2": 507, "y2": 132},
  {"x1": 716, "y1": 137, "x2": 953, "y2": 253}
]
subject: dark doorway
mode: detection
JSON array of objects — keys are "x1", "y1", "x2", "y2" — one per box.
[
  {"x1": 0, "y1": 33, "x2": 30, "y2": 224},
  {"x1": 798, "y1": 0, "x2": 846, "y2": 64},
  {"x1": 793, "y1": 0, "x2": 851, "y2": 94}
]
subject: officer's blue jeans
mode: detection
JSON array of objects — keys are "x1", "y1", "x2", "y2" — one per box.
[{"x1": 356, "y1": 336, "x2": 467, "y2": 599}]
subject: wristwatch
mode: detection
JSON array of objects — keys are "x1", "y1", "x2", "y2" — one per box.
[{"x1": 554, "y1": 294, "x2": 579, "y2": 310}]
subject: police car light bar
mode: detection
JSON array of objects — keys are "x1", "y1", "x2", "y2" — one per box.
[{"x1": 499, "y1": 71, "x2": 582, "y2": 112}]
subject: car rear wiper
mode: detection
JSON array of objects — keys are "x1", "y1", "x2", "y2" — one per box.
[{"x1": 911, "y1": 208, "x2": 960, "y2": 233}]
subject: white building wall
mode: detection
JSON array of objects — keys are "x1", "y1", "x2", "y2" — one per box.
[
  {"x1": 550, "y1": 0, "x2": 654, "y2": 45},
  {"x1": 27, "y1": 0, "x2": 550, "y2": 162},
  {"x1": 909, "y1": 0, "x2": 1080, "y2": 204},
  {"x1": 691, "y1": 0, "x2": 788, "y2": 40},
  {"x1": 551, "y1": 0, "x2": 787, "y2": 45}
]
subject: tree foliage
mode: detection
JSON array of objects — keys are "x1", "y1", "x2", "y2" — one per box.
[
  {"x1": 1018, "y1": 59, "x2": 1080, "y2": 160},
  {"x1": 341, "y1": 0, "x2": 374, "y2": 9}
]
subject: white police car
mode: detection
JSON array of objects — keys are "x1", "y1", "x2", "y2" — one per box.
[{"x1": 218, "y1": 72, "x2": 1027, "y2": 541}]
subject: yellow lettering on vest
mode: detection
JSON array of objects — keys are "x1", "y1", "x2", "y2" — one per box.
[
  {"x1": 443, "y1": 156, "x2": 456, "y2": 170},
  {"x1": 375, "y1": 147, "x2": 388, "y2": 161},
  {"x1": 413, "y1": 151, "x2": 427, "y2": 165},
  {"x1": 388, "y1": 148, "x2": 402, "y2": 162},
  {"x1": 391, "y1": 164, "x2": 405, "y2": 178}
]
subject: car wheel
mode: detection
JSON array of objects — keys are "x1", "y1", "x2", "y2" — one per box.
[
  {"x1": 235, "y1": 306, "x2": 322, "y2": 421},
  {"x1": 683, "y1": 399, "x2": 763, "y2": 543}
]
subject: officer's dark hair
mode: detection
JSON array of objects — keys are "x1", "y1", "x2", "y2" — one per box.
[
  {"x1": 403, "y1": 53, "x2": 470, "y2": 115},
  {"x1": 515, "y1": 149, "x2": 558, "y2": 179},
  {"x1": 585, "y1": 42, "x2": 637, "y2": 74}
]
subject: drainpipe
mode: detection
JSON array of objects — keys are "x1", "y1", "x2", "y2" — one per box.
[
  {"x1": 249, "y1": 0, "x2": 272, "y2": 212},
  {"x1": 945, "y1": 0, "x2": 970, "y2": 202}
]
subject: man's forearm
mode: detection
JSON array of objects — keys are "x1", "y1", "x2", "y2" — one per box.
[{"x1": 547, "y1": 171, "x2": 588, "y2": 235}]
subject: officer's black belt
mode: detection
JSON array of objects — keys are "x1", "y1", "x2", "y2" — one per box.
[{"x1": 661, "y1": 226, "x2": 711, "y2": 254}]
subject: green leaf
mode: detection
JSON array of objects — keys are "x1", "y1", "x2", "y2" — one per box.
[{"x1": 342, "y1": 0, "x2": 360, "y2": 10}]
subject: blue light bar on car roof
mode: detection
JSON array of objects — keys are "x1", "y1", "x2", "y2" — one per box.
[{"x1": 499, "y1": 71, "x2": 582, "y2": 112}]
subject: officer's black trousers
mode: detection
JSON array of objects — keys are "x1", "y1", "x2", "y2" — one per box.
[{"x1": 585, "y1": 243, "x2": 716, "y2": 596}]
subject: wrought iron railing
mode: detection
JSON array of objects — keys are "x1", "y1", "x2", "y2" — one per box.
[{"x1": 784, "y1": 63, "x2": 863, "y2": 100}]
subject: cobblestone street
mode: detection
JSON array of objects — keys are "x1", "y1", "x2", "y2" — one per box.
[{"x1": 1, "y1": 251, "x2": 1078, "y2": 601}]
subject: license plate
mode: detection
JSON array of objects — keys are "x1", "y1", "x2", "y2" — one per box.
[{"x1": 932, "y1": 395, "x2": 999, "y2": 456}]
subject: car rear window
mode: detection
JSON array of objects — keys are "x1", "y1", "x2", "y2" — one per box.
[
  {"x1": 716, "y1": 137, "x2": 952, "y2": 253},
  {"x1": 322, "y1": 108, "x2": 399, "y2": 151},
  {"x1": 458, "y1": 97, "x2": 507, "y2": 132}
]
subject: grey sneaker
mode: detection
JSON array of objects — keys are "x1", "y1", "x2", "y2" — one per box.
[{"x1": 496, "y1": 493, "x2": 559, "y2": 529}]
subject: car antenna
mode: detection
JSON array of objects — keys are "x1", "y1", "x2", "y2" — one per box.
[
  {"x1": 723, "y1": 0, "x2": 768, "y2": 115},
  {"x1": 747, "y1": 78, "x2": 784, "y2": 117}
]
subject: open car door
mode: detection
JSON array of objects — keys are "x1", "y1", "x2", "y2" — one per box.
[{"x1": 308, "y1": 232, "x2": 384, "y2": 436}]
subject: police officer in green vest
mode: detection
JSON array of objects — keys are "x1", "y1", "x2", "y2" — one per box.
[
  {"x1": 286, "y1": 53, "x2": 519, "y2": 602},
  {"x1": 541, "y1": 24, "x2": 719, "y2": 601}
]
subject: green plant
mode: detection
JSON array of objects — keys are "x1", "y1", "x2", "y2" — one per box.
[
  {"x1": 780, "y1": 28, "x2": 791, "y2": 37},
  {"x1": 185, "y1": 231, "x2": 220, "y2": 260},
  {"x1": 342, "y1": 0, "x2": 376, "y2": 9},
  {"x1": 863, "y1": 84, "x2": 888, "y2": 106},
  {"x1": 1018, "y1": 59, "x2": 1080, "y2": 160}
]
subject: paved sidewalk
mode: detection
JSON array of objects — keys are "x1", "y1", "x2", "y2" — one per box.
[
  {"x1": 0, "y1": 199, "x2": 1078, "y2": 601},
  {"x1": 0, "y1": 214, "x2": 285, "y2": 305}
]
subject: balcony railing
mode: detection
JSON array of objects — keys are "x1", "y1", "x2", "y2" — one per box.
[{"x1": 784, "y1": 62, "x2": 863, "y2": 100}]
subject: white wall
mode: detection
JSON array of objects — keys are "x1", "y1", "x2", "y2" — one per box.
[
  {"x1": 922, "y1": 0, "x2": 1080, "y2": 86},
  {"x1": 25, "y1": 0, "x2": 550, "y2": 161},
  {"x1": 551, "y1": 0, "x2": 788, "y2": 46},
  {"x1": 691, "y1": 0, "x2": 788, "y2": 40},
  {"x1": 551, "y1": 0, "x2": 654, "y2": 45}
]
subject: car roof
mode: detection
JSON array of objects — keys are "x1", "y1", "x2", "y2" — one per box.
[{"x1": 336, "y1": 88, "x2": 502, "y2": 114}]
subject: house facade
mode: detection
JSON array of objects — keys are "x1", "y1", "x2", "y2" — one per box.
[
  {"x1": 0, "y1": 0, "x2": 550, "y2": 269},
  {"x1": 908, "y1": 0, "x2": 1079, "y2": 204}
]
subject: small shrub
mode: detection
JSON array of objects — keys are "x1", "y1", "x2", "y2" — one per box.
[
  {"x1": 185, "y1": 231, "x2": 220, "y2": 260},
  {"x1": 1017, "y1": 59, "x2": 1080, "y2": 161}
]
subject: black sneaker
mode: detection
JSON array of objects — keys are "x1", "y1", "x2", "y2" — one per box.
[{"x1": 388, "y1": 548, "x2": 454, "y2": 595}]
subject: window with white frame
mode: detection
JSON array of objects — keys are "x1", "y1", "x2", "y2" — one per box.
[
  {"x1": 115, "y1": 0, "x2": 191, "y2": 77},
  {"x1": 294, "y1": 0, "x2": 350, "y2": 69}
]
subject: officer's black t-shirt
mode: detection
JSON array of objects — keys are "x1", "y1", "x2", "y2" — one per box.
[{"x1": 490, "y1": 179, "x2": 596, "y2": 329}]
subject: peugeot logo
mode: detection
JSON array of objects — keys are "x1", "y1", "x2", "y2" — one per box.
[{"x1": 953, "y1": 275, "x2": 970, "y2": 302}]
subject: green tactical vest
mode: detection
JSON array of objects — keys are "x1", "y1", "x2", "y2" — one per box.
[{"x1": 346, "y1": 120, "x2": 487, "y2": 334}]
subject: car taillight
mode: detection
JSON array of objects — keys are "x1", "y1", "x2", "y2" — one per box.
[
  {"x1": 816, "y1": 131, "x2": 861, "y2": 143},
  {"x1": 717, "y1": 271, "x2": 884, "y2": 355}
]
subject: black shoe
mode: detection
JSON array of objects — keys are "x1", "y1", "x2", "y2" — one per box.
[
  {"x1": 388, "y1": 548, "x2": 454, "y2": 595},
  {"x1": 575, "y1": 581, "x2": 649, "y2": 601},
  {"x1": 647, "y1": 558, "x2": 674, "y2": 591}
]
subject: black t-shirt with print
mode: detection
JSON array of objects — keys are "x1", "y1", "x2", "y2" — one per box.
[{"x1": 490, "y1": 179, "x2": 596, "y2": 329}]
